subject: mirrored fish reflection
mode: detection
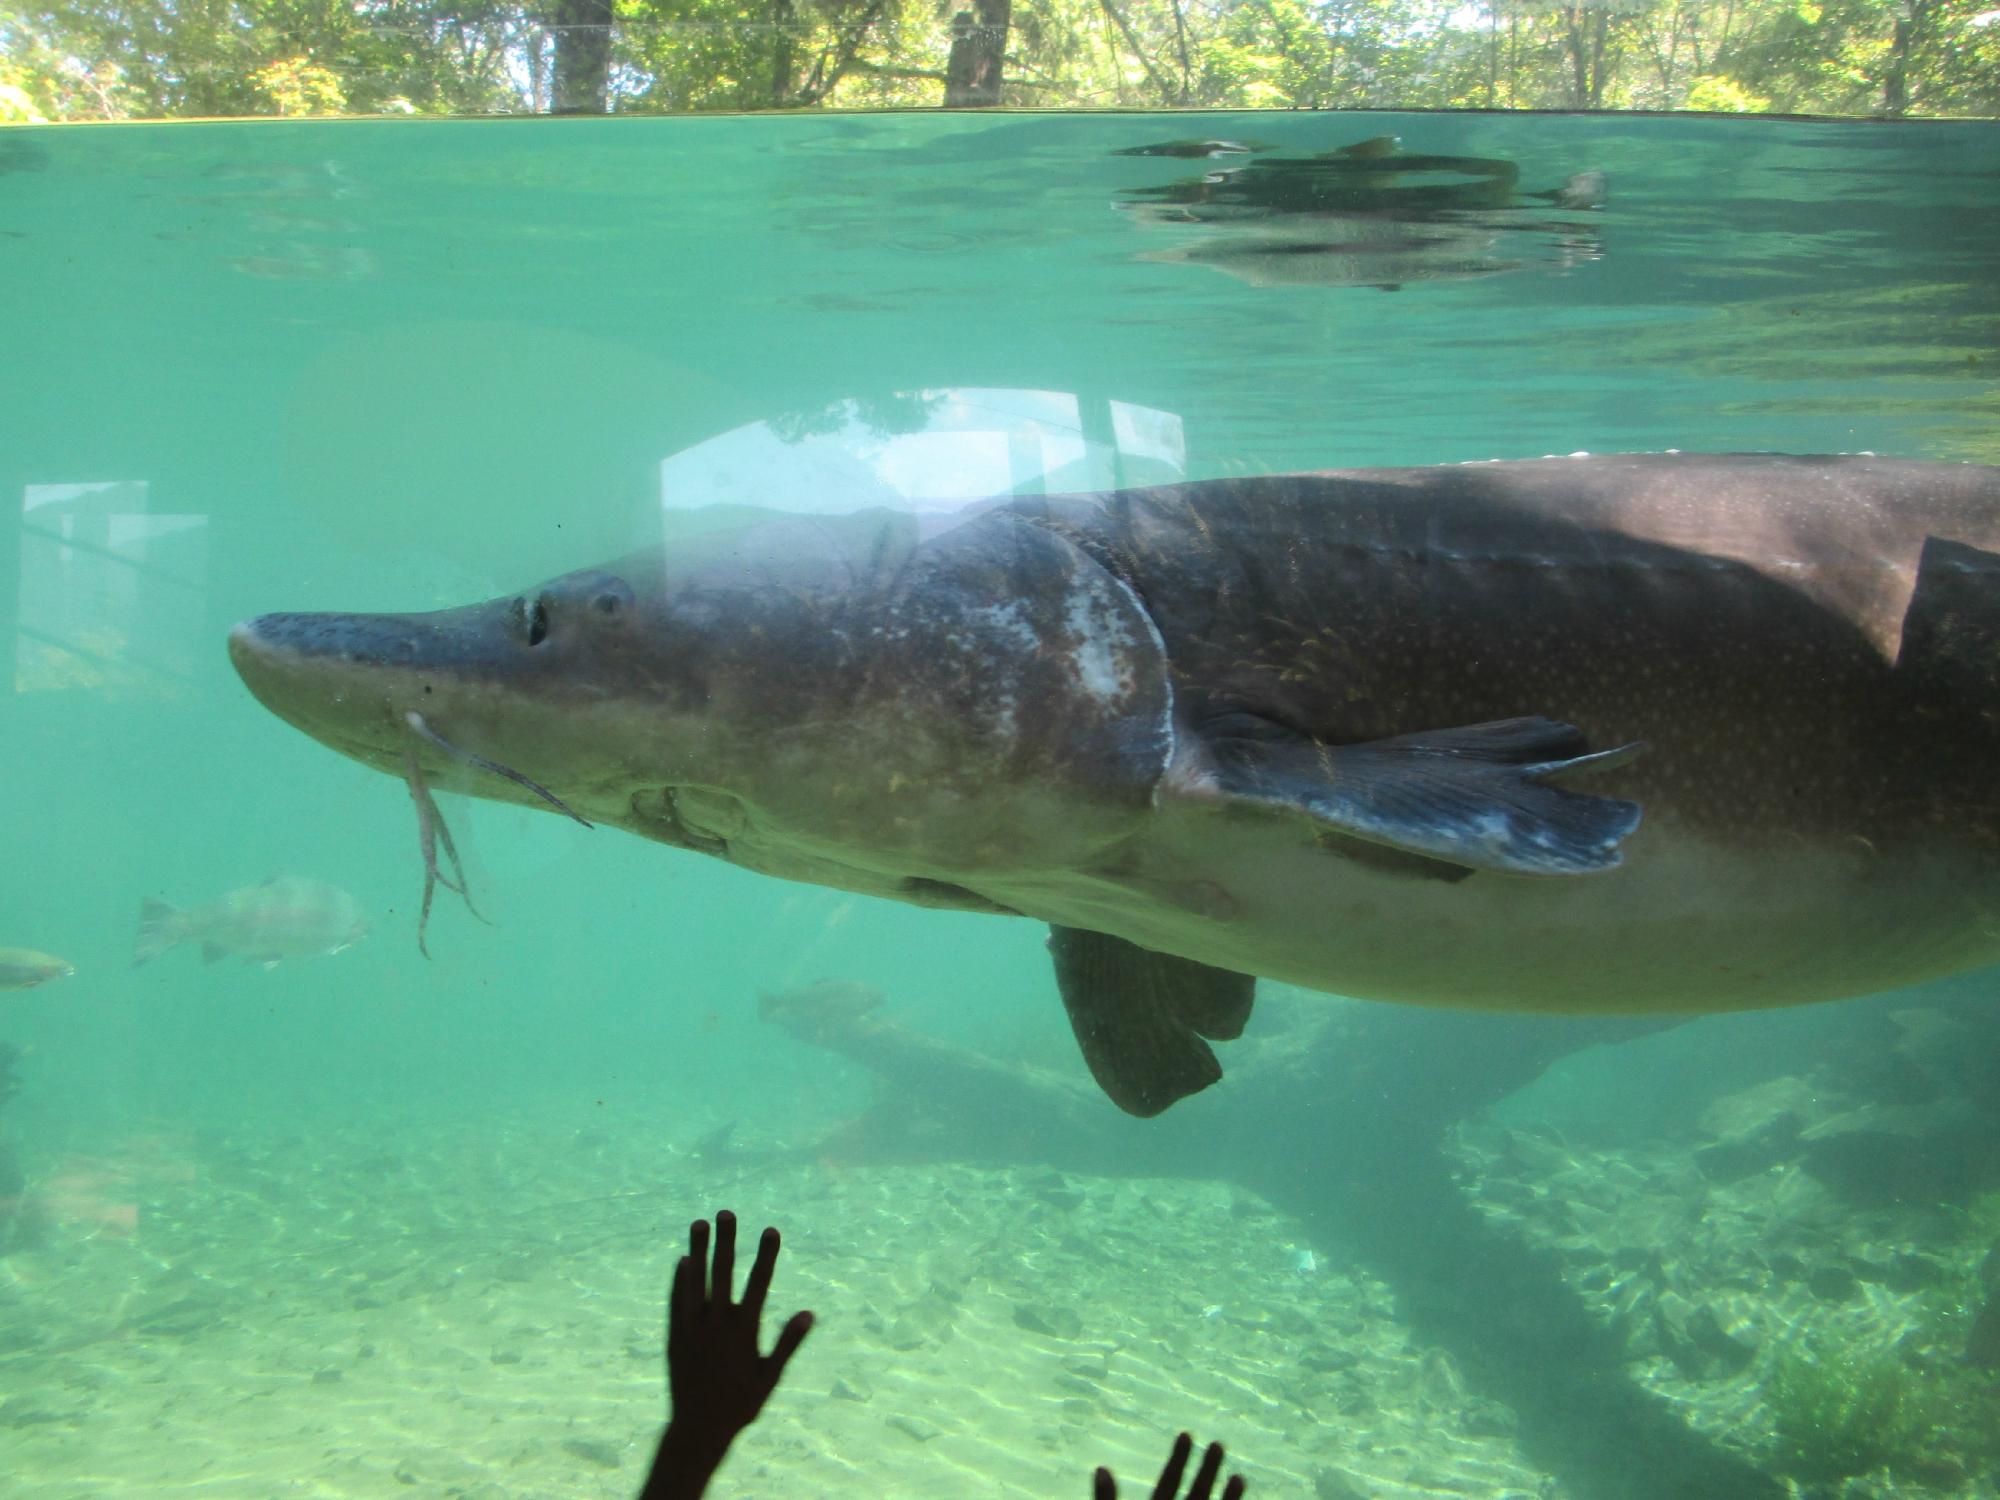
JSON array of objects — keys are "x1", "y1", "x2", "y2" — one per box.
[
  {"x1": 1117, "y1": 133, "x2": 1605, "y2": 290},
  {"x1": 1140, "y1": 218, "x2": 1530, "y2": 291},
  {"x1": 0, "y1": 948, "x2": 74, "y2": 991},
  {"x1": 132, "y1": 876, "x2": 368, "y2": 969}
]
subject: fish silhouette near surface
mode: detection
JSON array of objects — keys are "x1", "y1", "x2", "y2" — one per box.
[
  {"x1": 1112, "y1": 138, "x2": 1276, "y2": 159},
  {"x1": 134, "y1": 877, "x2": 368, "y2": 969},
  {"x1": 229, "y1": 453, "x2": 2000, "y2": 1117},
  {"x1": 1119, "y1": 133, "x2": 1603, "y2": 290}
]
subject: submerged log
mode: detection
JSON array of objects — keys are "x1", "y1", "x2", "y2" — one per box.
[{"x1": 765, "y1": 987, "x2": 1781, "y2": 1500}]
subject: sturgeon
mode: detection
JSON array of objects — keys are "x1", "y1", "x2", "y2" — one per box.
[{"x1": 228, "y1": 453, "x2": 2000, "y2": 1114}]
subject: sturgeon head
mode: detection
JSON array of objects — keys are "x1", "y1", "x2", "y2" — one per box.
[
  {"x1": 232, "y1": 560, "x2": 678, "y2": 946},
  {"x1": 232, "y1": 564, "x2": 691, "y2": 810},
  {"x1": 226, "y1": 505, "x2": 1175, "y2": 949},
  {"x1": 226, "y1": 514, "x2": 897, "y2": 947}
]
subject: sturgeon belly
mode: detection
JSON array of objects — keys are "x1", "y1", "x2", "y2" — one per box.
[{"x1": 990, "y1": 820, "x2": 2000, "y2": 1016}]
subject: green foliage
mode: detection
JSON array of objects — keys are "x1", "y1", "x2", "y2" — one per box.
[
  {"x1": 0, "y1": 81, "x2": 42, "y2": 120},
  {"x1": 1200, "y1": 0, "x2": 1335, "y2": 107},
  {"x1": 0, "y1": 0, "x2": 1992, "y2": 118},
  {"x1": 0, "y1": 0, "x2": 541, "y2": 119},
  {"x1": 1683, "y1": 73, "x2": 1771, "y2": 111},
  {"x1": 252, "y1": 53, "x2": 348, "y2": 113},
  {"x1": 1960, "y1": 1188, "x2": 2000, "y2": 1242},
  {"x1": 1921, "y1": 1190, "x2": 2000, "y2": 1337}
]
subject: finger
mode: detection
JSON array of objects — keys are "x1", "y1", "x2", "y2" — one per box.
[
  {"x1": 1185, "y1": 1442, "x2": 1225, "y2": 1500},
  {"x1": 1221, "y1": 1477, "x2": 1246, "y2": 1500},
  {"x1": 743, "y1": 1225, "x2": 782, "y2": 1319},
  {"x1": 668, "y1": 1252, "x2": 702, "y2": 1349},
  {"x1": 1093, "y1": 1466, "x2": 1117, "y2": 1500},
  {"x1": 687, "y1": 1217, "x2": 711, "y2": 1298},
  {"x1": 767, "y1": 1309, "x2": 814, "y2": 1376},
  {"x1": 712, "y1": 1209, "x2": 738, "y2": 1305},
  {"x1": 1151, "y1": 1432, "x2": 1193, "y2": 1500}
]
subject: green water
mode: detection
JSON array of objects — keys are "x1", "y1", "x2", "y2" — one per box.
[{"x1": 2, "y1": 112, "x2": 1998, "y2": 1498}]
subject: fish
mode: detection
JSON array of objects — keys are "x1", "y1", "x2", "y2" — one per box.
[
  {"x1": 0, "y1": 948, "x2": 73, "y2": 990},
  {"x1": 1119, "y1": 134, "x2": 1603, "y2": 291},
  {"x1": 1121, "y1": 148, "x2": 1528, "y2": 220},
  {"x1": 758, "y1": 980, "x2": 888, "y2": 1041},
  {"x1": 133, "y1": 876, "x2": 368, "y2": 968},
  {"x1": 1535, "y1": 169, "x2": 1608, "y2": 211},
  {"x1": 227, "y1": 452, "x2": 2000, "y2": 1116},
  {"x1": 1112, "y1": 138, "x2": 1275, "y2": 159}
]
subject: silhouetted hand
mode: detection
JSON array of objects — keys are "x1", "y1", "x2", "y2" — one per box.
[
  {"x1": 1094, "y1": 1432, "x2": 1246, "y2": 1500},
  {"x1": 639, "y1": 1210, "x2": 814, "y2": 1500}
]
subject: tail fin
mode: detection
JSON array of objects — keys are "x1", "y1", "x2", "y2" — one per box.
[{"x1": 134, "y1": 898, "x2": 183, "y2": 967}]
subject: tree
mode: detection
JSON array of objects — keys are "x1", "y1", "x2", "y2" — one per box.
[
  {"x1": 551, "y1": 0, "x2": 614, "y2": 111},
  {"x1": 944, "y1": 0, "x2": 1011, "y2": 104},
  {"x1": 0, "y1": 0, "x2": 1991, "y2": 117}
]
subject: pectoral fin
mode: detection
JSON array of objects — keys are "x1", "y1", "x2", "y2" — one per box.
[
  {"x1": 1896, "y1": 536, "x2": 2000, "y2": 729},
  {"x1": 1047, "y1": 926, "x2": 1255, "y2": 1118},
  {"x1": 1198, "y1": 714, "x2": 1642, "y2": 876}
]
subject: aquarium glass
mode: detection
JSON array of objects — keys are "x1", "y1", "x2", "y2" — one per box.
[{"x1": 1, "y1": 111, "x2": 1998, "y2": 1498}]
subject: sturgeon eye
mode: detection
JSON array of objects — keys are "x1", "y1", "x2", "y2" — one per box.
[{"x1": 589, "y1": 579, "x2": 634, "y2": 620}]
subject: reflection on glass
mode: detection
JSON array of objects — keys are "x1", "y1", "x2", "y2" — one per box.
[
  {"x1": 660, "y1": 389, "x2": 1185, "y2": 515},
  {"x1": 6, "y1": 114, "x2": 2000, "y2": 1500},
  {"x1": 15, "y1": 482, "x2": 206, "y2": 698}
]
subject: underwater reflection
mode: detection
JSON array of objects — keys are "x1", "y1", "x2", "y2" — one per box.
[{"x1": 1117, "y1": 134, "x2": 1605, "y2": 290}]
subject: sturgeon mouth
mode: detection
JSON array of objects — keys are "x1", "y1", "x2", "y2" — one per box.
[{"x1": 228, "y1": 616, "x2": 595, "y2": 955}]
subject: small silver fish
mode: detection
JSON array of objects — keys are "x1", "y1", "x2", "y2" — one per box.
[
  {"x1": 1113, "y1": 138, "x2": 1273, "y2": 159},
  {"x1": 0, "y1": 947, "x2": 74, "y2": 990},
  {"x1": 134, "y1": 877, "x2": 368, "y2": 969}
]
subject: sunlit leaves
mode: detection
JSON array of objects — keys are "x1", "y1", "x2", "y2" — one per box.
[
  {"x1": 252, "y1": 52, "x2": 348, "y2": 111},
  {"x1": 1683, "y1": 73, "x2": 1771, "y2": 109}
]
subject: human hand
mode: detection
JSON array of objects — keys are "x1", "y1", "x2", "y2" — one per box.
[
  {"x1": 668, "y1": 1210, "x2": 813, "y2": 1442},
  {"x1": 641, "y1": 1210, "x2": 813, "y2": 1500},
  {"x1": 1094, "y1": 1431, "x2": 1246, "y2": 1500}
]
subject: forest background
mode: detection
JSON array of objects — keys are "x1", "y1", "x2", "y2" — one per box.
[{"x1": 2, "y1": 0, "x2": 1996, "y2": 124}]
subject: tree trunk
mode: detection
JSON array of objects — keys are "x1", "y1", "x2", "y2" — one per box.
[
  {"x1": 1563, "y1": 7, "x2": 1587, "y2": 105},
  {"x1": 1561, "y1": 6, "x2": 1611, "y2": 108},
  {"x1": 943, "y1": 0, "x2": 1011, "y2": 106},
  {"x1": 1486, "y1": 5, "x2": 1498, "y2": 108},
  {"x1": 1593, "y1": 10, "x2": 1610, "y2": 105},
  {"x1": 771, "y1": 0, "x2": 798, "y2": 106},
  {"x1": 1170, "y1": 0, "x2": 1193, "y2": 101},
  {"x1": 1881, "y1": 0, "x2": 1930, "y2": 116},
  {"x1": 550, "y1": 0, "x2": 614, "y2": 114}
]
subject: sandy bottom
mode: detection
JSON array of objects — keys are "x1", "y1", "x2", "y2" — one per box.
[{"x1": 0, "y1": 1110, "x2": 1555, "y2": 1500}]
